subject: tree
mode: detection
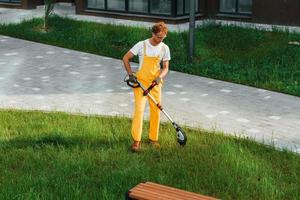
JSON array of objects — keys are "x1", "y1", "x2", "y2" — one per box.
[{"x1": 43, "y1": 0, "x2": 56, "y2": 32}]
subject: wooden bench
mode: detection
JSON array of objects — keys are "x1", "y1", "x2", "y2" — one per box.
[{"x1": 126, "y1": 182, "x2": 218, "y2": 200}]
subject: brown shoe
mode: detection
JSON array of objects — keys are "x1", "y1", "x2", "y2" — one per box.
[
  {"x1": 149, "y1": 140, "x2": 160, "y2": 149},
  {"x1": 131, "y1": 141, "x2": 141, "y2": 152}
]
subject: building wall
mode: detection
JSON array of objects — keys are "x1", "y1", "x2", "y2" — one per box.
[
  {"x1": 252, "y1": 0, "x2": 300, "y2": 26},
  {"x1": 204, "y1": 0, "x2": 218, "y2": 17},
  {"x1": 57, "y1": 0, "x2": 74, "y2": 3},
  {"x1": 23, "y1": 0, "x2": 43, "y2": 9},
  {"x1": 206, "y1": 0, "x2": 300, "y2": 26},
  {"x1": 1, "y1": 0, "x2": 300, "y2": 26},
  {"x1": 0, "y1": 0, "x2": 42, "y2": 9},
  {"x1": 74, "y1": 0, "x2": 204, "y2": 24},
  {"x1": 0, "y1": 0, "x2": 73, "y2": 9}
]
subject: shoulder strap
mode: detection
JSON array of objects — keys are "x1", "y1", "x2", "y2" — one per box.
[{"x1": 143, "y1": 41, "x2": 147, "y2": 56}]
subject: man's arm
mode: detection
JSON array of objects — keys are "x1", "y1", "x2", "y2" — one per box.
[
  {"x1": 159, "y1": 60, "x2": 169, "y2": 79},
  {"x1": 123, "y1": 51, "x2": 135, "y2": 75}
]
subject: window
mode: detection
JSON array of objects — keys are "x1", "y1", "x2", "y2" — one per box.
[
  {"x1": 0, "y1": 0, "x2": 21, "y2": 2},
  {"x1": 150, "y1": 0, "x2": 172, "y2": 15},
  {"x1": 184, "y1": 0, "x2": 199, "y2": 13},
  {"x1": 219, "y1": 0, "x2": 252, "y2": 14},
  {"x1": 87, "y1": 0, "x2": 104, "y2": 9},
  {"x1": 107, "y1": 0, "x2": 125, "y2": 11},
  {"x1": 238, "y1": 0, "x2": 252, "y2": 13},
  {"x1": 177, "y1": 0, "x2": 184, "y2": 15},
  {"x1": 129, "y1": 0, "x2": 148, "y2": 13},
  {"x1": 86, "y1": 0, "x2": 200, "y2": 17},
  {"x1": 177, "y1": 0, "x2": 200, "y2": 16},
  {"x1": 220, "y1": 0, "x2": 236, "y2": 13}
]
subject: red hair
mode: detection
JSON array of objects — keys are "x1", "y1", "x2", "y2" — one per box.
[{"x1": 151, "y1": 22, "x2": 168, "y2": 35}]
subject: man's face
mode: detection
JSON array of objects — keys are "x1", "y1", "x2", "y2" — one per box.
[{"x1": 152, "y1": 31, "x2": 167, "y2": 43}]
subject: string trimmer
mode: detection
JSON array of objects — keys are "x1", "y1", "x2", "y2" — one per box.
[{"x1": 124, "y1": 75, "x2": 187, "y2": 146}]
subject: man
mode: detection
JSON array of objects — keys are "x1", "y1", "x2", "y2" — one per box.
[{"x1": 123, "y1": 22, "x2": 171, "y2": 152}]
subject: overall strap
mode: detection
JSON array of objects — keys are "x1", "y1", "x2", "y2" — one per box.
[{"x1": 143, "y1": 41, "x2": 147, "y2": 56}]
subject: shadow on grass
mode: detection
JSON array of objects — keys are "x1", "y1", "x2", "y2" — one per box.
[{"x1": 0, "y1": 132, "x2": 130, "y2": 150}]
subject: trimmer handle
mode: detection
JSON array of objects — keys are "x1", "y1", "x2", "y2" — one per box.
[
  {"x1": 124, "y1": 75, "x2": 140, "y2": 88},
  {"x1": 126, "y1": 80, "x2": 140, "y2": 88},
  {"x1": 143, "y1": 81, "x2": 157, "y2": 96}
]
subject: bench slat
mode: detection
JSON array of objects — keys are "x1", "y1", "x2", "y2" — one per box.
[
  {"x1": 130, "y1": 187, "x2": 175, "y2": 200},
  {"x1": 130, "y1": 189, "x2": 170, "y2": 200},
  {"x1": 145, "y1": 182, "x2": 216, "y2": 200},
  {"x1": 133, "y1": 184, "x2": 200, "y2": 200},
  {"x1": 128, "y1": 182, "x2": 218, "y2": 200}
]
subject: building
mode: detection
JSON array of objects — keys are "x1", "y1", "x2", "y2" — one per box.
[{"x1": 1, "y1": 0, "x2": 299, "y2": 26}]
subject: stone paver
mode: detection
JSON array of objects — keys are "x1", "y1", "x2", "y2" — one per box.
[{"x1": 0, "y1": 35, "x2": 299, "y2": 153}]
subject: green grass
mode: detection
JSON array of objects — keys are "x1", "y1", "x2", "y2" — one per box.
[
  {"x1": 0, "y1": 109, "x2": 299, "y2": 199},
  {"x1": 0, "y1": 16, "x2": 299, "y2": 96}
]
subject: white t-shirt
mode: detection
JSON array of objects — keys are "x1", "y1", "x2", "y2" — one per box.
[{"x1": 130, "y1": 39, "x2": 171, "y2": 70}]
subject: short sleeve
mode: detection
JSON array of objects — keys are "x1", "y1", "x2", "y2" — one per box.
[
  {"x1": 162, "y1": 45, "x2": 171, "y2": 61},
  {"x1": 130, "y1": 41, "x2": 143, "y2": 56}
]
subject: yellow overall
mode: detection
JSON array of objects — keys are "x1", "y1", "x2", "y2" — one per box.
[{"x1": 132, "y1": 42, "x2": 164, "y2": 142}]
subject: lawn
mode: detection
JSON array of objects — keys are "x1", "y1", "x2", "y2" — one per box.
[
  {"x1": 0, "y1": 16, "x2": 299, "y2": 96},
  {"x1": 0, "y1": 110, "x2": 299, "y2": 199}
]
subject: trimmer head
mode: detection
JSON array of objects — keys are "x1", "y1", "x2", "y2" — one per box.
[{"x1": 173, "y1": 123, "x2": 187, "y2": 146}]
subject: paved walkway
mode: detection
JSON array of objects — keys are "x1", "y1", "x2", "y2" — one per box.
[{"x1": 0, "y1": 35, "x2": 299, "y2": 153}]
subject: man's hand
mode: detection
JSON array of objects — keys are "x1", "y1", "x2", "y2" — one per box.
[
  {"x1": 128, "y1": 74, "x2": 137, "y2": 84},
  {"x1": 153, "y1": 77, "x2": 161, "y2": 85}
]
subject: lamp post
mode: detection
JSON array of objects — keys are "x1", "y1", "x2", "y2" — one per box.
[{"x1": 188, "y1": 0, "x2": 195, "y2": 63}]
